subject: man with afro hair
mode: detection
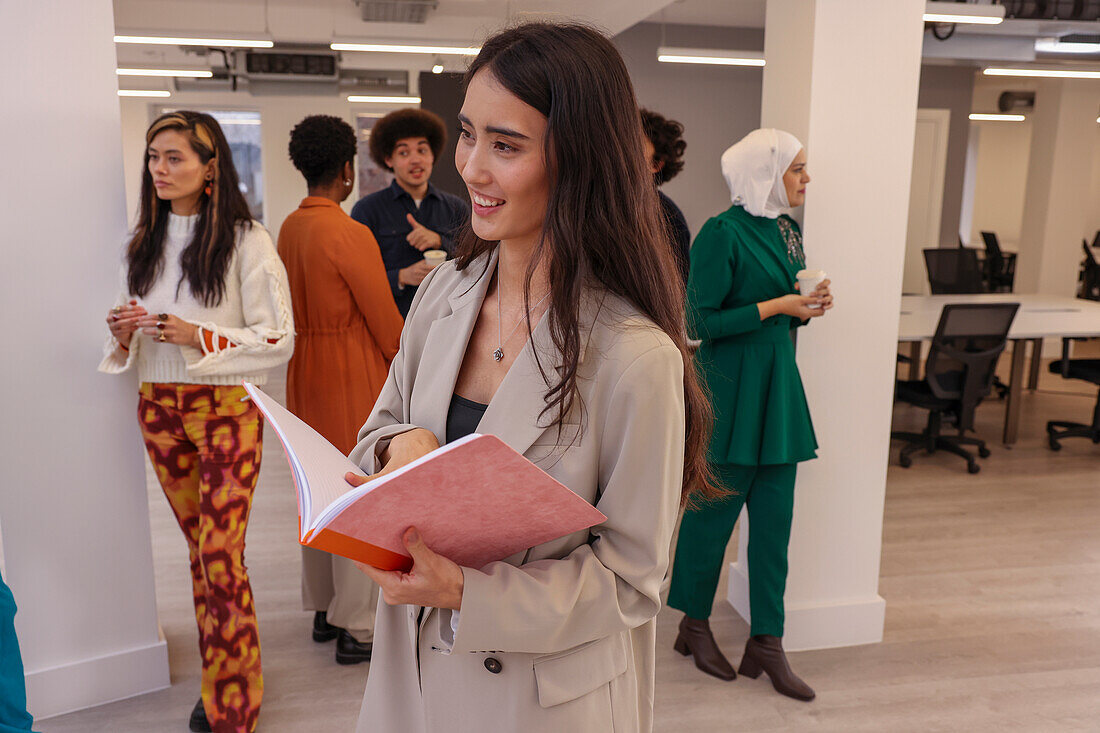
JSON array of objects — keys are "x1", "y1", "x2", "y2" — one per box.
[{"x1": 351, "y1": 108, "x2": 469, "y2": 317}]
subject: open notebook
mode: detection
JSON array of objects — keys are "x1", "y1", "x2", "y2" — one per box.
[{"x1": 243, "y1": 383, "x2": 607, "y2": 571}]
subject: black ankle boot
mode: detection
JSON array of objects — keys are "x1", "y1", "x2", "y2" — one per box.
[
  {"x1": 312, "y1": 610, "x2": 339, "y2": 642},
  {"x1": 672, "y1": 616, "x2": 736, "y2": 680},
  {"x1": 335, "y1": 628, "x2": 373, "y2": 665},
  {"x1": 738, "y1": 634, "x2": 815, "y2": 701},
  {"x1": 189, "y1": 699, "x2": 212, "y2": 732}
]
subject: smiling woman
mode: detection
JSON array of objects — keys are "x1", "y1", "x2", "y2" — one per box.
[{"x1": 343, "y1": 20, "x2": 719, "y2": 733}]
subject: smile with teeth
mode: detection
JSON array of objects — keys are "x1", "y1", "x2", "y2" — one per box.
[{"x1": 473, "y1": 194, "x2": 505, "y2": 207}]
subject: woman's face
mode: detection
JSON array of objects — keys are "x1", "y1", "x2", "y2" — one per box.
[
  {"x1": 147, "y1": 129, "x2": 212, "y2": 204},
  {"x1": 455, "y1": 69, "x2": 550, "y2": 249},
  {"x1": 783, "y1": 148, "x2": 810, "y2": 208}
]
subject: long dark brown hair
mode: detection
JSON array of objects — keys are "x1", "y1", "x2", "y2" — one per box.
[
  {"x1": 127, "y1": 111, "x2": 252, "y2": 306},
  {"x1": 454, "y1": 22, "x2": 719, "y2": 505}
]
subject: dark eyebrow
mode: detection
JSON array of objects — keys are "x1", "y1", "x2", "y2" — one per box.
[
  {"x1": 487, "y1": 125, "x2": 530, "y2": 140},
  {"x1": 456, "y1": 114, "x2": 530, "y2": 141},
  {"x1": 148, "y1": 147, "x2": 183, "y2": 154}
]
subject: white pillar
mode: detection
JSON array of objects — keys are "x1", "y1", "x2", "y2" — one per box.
[
  {"x1": 1017, "y1": 79, "x2": 1098, "y2": 297},
  {"x1": 959, "y1": 123, "x2": 981, "y2": 245},
  {"x1": 728, "y1": 0, "x2": 925, "y2": 651},
  {"x1": 0, "y1": 0, "x2": 169, "y2": 718}
]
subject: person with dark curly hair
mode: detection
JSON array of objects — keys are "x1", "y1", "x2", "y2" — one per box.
[
  {"x1": 641, "y1": 108, "x2": 691, "y2": 287},
  {"x1": 278, "y1": 115, "x2": 404, "y2": 665},
  {"x1": 351, "y1": 108, "x2": 470, "y2": 317}
]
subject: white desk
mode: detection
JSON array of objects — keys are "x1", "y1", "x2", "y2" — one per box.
[{"x1": 898, "y1": 294, "x2": 1100, "y2": 444}]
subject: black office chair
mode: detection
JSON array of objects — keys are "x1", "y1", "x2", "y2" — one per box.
[
  {"x1": 1080, "y1": 240, "x2": 1100, "y2": 301},
  {"x1": 979, "y1": 231, "x2": 1017, "y2": 293},
  {"x1": 924, "y1": 248, "x2": 984, "y2": 294},
  {"x1": 892, "y1": 303, "x2": 1020, "y2": 473},
  {"x1": 1046, "y1": 338, "x2": 1100, "y2": 451}
]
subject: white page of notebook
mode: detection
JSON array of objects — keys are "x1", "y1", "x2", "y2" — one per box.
[
  {"x1": 245, "y1": 383, "x2": 483, "y2": 539},
  {"x1": 244, "y1": 384, "x2": 365, "y2": 538}
]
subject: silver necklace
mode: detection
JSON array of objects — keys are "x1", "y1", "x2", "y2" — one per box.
[{"x1": 494, "y1": 258, "x2": 551, "y2": 362}]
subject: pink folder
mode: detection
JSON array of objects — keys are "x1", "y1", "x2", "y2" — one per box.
[{"x1": 244, "y1": 383, "x2": 607, "y2": 571}]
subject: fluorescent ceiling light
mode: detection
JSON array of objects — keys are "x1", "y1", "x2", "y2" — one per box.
[
  {"x1": 332, "y1": 42, "x2": 479, "y2": 55},
  {"x1": 924, "y1": 1, "x2": 1005, "y2": 24},
  {"x1": 657, "y1": 47, "x2": 764, "y2": 67},
  {"x1": 114, "y1": 35, "x2": 273, "y2": 48},
  {"x1": 432, "y1": 63, "x2": 444, "y2": 74},
  {"x1": 969, "y1": 113, "x2": 1025, "y2": 121},
  {"x1": 347, "y1": 94, "x2": 422, "y2": 104},
  {"x1": 984, "y1": 66, "x2": 1100, "y2": 79},
  {"x1": 116, "y1": 68, "x2": 213, "y2": 78},
  {"x1": 1035, "y1": 37, "x2": 1100, "y2": 54},
  {"x1": 118, "y1": 90, "x2": 171, "y2": 98}
]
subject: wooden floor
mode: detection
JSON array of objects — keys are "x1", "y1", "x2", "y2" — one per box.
[{"x1": 43, "y1": 350, "x2": 1100, "y2": 732}]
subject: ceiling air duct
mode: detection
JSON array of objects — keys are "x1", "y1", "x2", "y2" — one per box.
[
  {"x1": 998, "y1": 91, "x2": 1036, "y2": 113},
  {"x1": 1003, "y1": 0, "x2": 1100, "y2": 21},
  {"x1": 354, "y1": 0, "x2": 439, "y2": 23}
]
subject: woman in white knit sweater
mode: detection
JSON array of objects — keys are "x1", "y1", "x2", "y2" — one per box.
[{"x1": 99, "y1": 111, "x2": 293, "y2": 733}]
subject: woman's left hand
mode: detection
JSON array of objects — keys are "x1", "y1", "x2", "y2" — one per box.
[
  {"x1": 812, "y1": 278, "x2": 834, "y2": 312},
  {"x1": 357, "y1": 526, "x2": 464, "y2": 610},
  {"x1": 137, "y1": 312, "x2": 201, "y2": 347}
]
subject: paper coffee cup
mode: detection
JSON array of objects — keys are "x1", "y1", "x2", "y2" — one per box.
[
  {"x1": 423, "y1": 249, "x2": 447, "y2": 268},
  {"x1": 796, "y1": 269, "x2": 826, "y2": 308}
]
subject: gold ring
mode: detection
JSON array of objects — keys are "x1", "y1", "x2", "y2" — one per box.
[
  {"x1": 157, "y1": 332, "x2": 168, "y2": 342},
  {"x1": 157, "y1": 313, "x2": 169, "y2": 321},
  {"x1": 111, "y1": 306, "x2": 123, "y2": 314}
]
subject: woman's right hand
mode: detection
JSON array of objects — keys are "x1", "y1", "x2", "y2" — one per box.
[
  {"x1": 106, "y1": 299, "x2": 148, "y2": 349},
  {"x1": 344, "y1": 428, "x2": 441, "y2": 487}
]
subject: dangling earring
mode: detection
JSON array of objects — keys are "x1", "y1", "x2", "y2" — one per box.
[{"x1": 204, "y1": 180, "x2": 212, "y2": 196}]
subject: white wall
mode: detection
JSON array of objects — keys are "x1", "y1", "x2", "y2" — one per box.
[
  {"x1": 968, "y1": 78, "x2": 1036, "y2": 249},
  {"x1": 968, "y1": 76, "x2": 1100, "y2": 252},
  {"x1": 120, "y1": 93, "x2": 367, "y2": 239},
  {"x1": 1017, "y1": 78, "x2": 1100, "y2": 297},
  {"x1": 615, "y1": 22, "x2": 765, "y2": 237},
  {"x1": 0, "y1": 0, "x2": 168, "y2": 718}
]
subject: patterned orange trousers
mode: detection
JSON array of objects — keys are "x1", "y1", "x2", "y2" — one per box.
[{"x1": 139, "y1": 383, "x2": 264, "y2": 733}]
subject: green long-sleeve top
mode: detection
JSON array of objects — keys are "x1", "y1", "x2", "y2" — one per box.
[{"x1": 689, "y1": 203, "x2": 818, "y2": 466}]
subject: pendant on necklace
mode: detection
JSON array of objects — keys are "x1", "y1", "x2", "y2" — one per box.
[{"x1": 492, "y1": 348, "x2": 504, "y2": 362}]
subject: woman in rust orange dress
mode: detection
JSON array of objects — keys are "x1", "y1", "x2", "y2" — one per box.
[{"x1": 277, "y1": 114, "x2": 404, "y2": 665}]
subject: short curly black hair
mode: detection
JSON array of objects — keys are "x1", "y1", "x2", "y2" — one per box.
[
  {"x1": 288, "y1": 115, "x2": 357, "y2": 187},
  {"x1": 640, "y1": 108, "x2": 686, "y2": 185},
  {"x1": 368, "y1": 108, "x2": 447, "y2": 171}
]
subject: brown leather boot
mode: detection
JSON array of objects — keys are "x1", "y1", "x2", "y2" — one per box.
[
  {"x1": 738, "y1": 634, "x2": 815, "y2": 701},
  {"x1": 673, "y1": 616, "x2": 736, "y2": 681}
]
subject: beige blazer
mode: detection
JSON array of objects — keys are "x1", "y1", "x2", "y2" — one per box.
[{"x1": 348, "y1": 250, "x2": 685, "y2": 733}]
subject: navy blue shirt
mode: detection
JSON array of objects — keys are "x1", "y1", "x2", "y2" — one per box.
[
  {"x1": 659, "y1": 190, "x2": 691, "y2": 289},
  {"x1": 350, "y1": 179, "x2": 470, "y2": 317}
]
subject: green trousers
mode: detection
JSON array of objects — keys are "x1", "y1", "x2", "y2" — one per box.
[{"x1": 667, "y1": 462, "x2": 796, "y2": 637}]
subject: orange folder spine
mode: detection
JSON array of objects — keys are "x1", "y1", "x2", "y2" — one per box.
[{"x1": 303, "y1": 527, "x2": 413, "y2": 572}]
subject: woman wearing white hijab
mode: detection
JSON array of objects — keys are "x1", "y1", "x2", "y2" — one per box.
[{"x1": 667, "y1": 128, "x2": 832, "y2": 700}]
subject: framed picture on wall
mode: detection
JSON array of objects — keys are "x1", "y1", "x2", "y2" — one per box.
[{"x1": 356, "y1": 113, "x2": 393, "y2": 197}]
